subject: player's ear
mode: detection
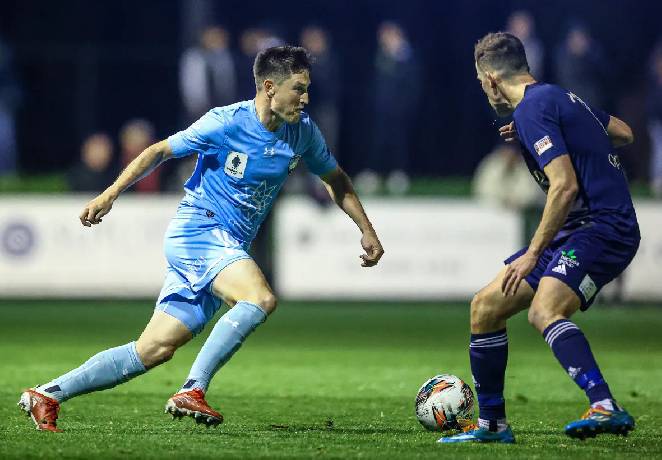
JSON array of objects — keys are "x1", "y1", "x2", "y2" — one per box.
[
  {"x1": 487, "y1": 73, "x2": 499, "y2": 95},
  {"x1": 264, "y1": 80, "x2": 275, "y2": 98}
]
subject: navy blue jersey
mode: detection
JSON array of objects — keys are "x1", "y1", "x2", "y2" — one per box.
[{"x1": 513, "y1": 82, "x2": 638, "y2": 239}]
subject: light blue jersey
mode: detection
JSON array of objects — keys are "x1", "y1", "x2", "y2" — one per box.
[
  {"x1": 167, "y1": 99, "x2": 337, "y2": 242},
  {"x1": 157, "y1": 100, "x2": 337, "y2": 335}
]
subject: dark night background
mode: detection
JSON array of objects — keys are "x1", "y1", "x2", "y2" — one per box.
[{"x1": 1, "y1": 0, "x2": 661, "y2": 178}]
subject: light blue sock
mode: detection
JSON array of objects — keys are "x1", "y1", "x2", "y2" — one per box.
[
  {"x1": 181, "y1": 301, "x2": 267, "y2": 393},
  {"x1": 36, "y1": 341, "x2": 146, "y2": 403}
]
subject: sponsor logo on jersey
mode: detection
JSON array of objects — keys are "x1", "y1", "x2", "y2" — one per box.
[
  {"x1": 559, "y1": 249, "x2": 579, "y2": 268},
  {"x1": 552, "y1": 264, "x2": 567, "y2": 275},
  {"x1": 579, "y1": 274, "x2": 597, "y2": 302},
  {"x1": 224, "y1": 152, "x2": 248, "y2": 178},
  {"x1": 264, "y1": 146, "x2": 276, "y2": 157},
  {"x1": 288, "y1": 155, "x2": 301, "y2": 174},
  {"x1": 534, "y1": 135, "x2": 553, "y2": 155}
]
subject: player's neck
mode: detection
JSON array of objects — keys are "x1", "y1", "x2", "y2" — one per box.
[
  {"x1": 254, "y1": 94, "x2": 284, "y2": 132},
  {"x1": 502, "y1": 74, "x2": 537, "y2": 109}
]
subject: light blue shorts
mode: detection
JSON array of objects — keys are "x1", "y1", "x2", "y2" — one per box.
[{"x1": 155, "y1": 206, "x2": 252, "y2": 335}]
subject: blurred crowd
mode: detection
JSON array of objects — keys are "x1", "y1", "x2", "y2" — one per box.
[
  {"x1": 1, "y1": 13, "x2": 662, "y2": 200},
  {"x1": 475, "y1": 11, "x2": 662, "y2": 207}
]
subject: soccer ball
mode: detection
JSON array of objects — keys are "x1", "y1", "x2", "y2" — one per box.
[{"x1": 415, "y1": 374, "x2": 475, "y2": 431}]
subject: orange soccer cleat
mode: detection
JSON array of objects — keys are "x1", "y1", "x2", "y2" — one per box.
[
  {"x1": 165, "y1": 388, "x2": 224, "y2": 427},
  {"x1": 18, "y1": 389, "x2": 63, "y2": 433}
]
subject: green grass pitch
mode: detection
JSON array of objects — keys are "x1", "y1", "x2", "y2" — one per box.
[{"x1": 1, "y1": 300, "x2": 661, "y2": 459}]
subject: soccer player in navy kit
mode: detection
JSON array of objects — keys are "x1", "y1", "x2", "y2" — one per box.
[
  {"x1": 440, "y1": 33, "x2": 639, "y2": 444},
  {"x1": 18, "y1": 46, "x2": 384, "y2": 432}
]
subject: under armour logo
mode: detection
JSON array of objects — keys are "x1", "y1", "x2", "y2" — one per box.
[
  {"x1": 223, "y1": 317, "x2": 239, "y2": 329},
  {"x1": 264, "y1": 146, "x2": 276, "y2": 157}
]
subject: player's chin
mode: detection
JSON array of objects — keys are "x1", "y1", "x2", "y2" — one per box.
[
  {"x1": 287, "y1": 110, "x2": 303, "y2": 123},
  {"x1": 493, "y1": 103, "x2": 514, "y2": 117}
]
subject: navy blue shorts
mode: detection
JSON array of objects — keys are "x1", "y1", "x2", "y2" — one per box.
[{"x1": 505, "y1": 225, "x2": 639, "y2": 310}]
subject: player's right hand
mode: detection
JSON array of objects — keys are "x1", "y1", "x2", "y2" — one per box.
[
  {"x1": 499, "y1": 122, "x2": 518, "y2": 142},
  {"x1": 79, "y1": 192, "x2": 116, "y2": 227}
]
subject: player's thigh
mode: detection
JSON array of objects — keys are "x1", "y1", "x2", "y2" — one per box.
[
  {"x1": 210, "y1": 258, "x2": 277, "y2": 313},
  {"x1": 528, "y1": 276, "x2": 581, "y2": 333},
  {"x1": 136, "y1": 310, "x2": 193, "y2": 368},
  {"x1": 471, "y1": 266, "x2": 535, "y2": 324}
]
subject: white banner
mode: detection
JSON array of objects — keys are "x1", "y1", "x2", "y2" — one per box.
[
  {"x1": 274, "y1": 197, "x2": 522, "y2": 299},
  {"x1": 1, "y1": 195, "x2": 660, "y2": 301},
  {"x1": 0, "y1": 195, "x2": 180, "y2": 297},
  {"x1": 623, "y1": 202, "x2": 662, "y2": 301}
]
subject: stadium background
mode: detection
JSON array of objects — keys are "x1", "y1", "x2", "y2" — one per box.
[{"x1": 1, "y1": 1, "x2": 661, "y2": 458}]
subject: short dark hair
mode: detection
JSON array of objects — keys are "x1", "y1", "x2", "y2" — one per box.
[
  {"x1": 474, "y1": 32, "x2": 529, "y2": 77},
  {"x1": 253, "y1": 46, "x2": 312, "y2": 89}
]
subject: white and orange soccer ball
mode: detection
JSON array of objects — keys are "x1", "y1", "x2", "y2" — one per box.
[{"x1": 415, "y1": 374, "x2": 475, "y2": 431}]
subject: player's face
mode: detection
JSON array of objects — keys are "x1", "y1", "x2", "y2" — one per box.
[
  {"x1": 271, "y1": 71, "x2": 310, "y2": 124},
  {"x1": 475, "y1": 63, "x2": 513, "y2": 117}
]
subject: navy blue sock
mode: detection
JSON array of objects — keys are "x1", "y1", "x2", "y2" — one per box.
[
  {"x1": 470, "y1": 329, "x2": 508, "y2": 429},
  {"x1": 543, "y1": 319, "x2": 613, "y2": 404}
]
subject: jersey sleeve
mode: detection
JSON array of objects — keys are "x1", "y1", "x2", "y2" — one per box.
[
  {"x1": 302, "y1": 118, "x2": 338, "y2": 176},
  {"x1": 167, "y1": 110, "x2": 227, "y2": 158},
  {"x1": 591, "y1": 105, "x2": 610, "y2": 131},
  {"x1": 515, "y1": 98, "x2": 569, "y2": 169}
]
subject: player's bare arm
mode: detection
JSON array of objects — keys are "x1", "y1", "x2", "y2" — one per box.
[
  {"x1": 606, "y1": 115, "x2": 634, "y2": 147},
  {"x1": 502, "y1": 154, "x2": 578, "y2": 296},
  {"x1": 320, "y1": 166, "x2": 384, "y2": 267},
  {"x1": 79, "y1": 140, "x2": 174, "y2": 227}
]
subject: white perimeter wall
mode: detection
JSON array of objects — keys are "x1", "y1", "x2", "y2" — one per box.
[{"x1": 0, "y1": 195, "x2": 660, "y2": 301}]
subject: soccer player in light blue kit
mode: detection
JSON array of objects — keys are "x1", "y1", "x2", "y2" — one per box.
[{"x1": 19, "y1": 46, "x2": 384, "y2": 432}]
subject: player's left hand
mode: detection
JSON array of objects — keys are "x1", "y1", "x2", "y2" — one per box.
[
  {"x1": 502, "y1": 250, "x2": 538, "y2": 296},
  {"x1": 359, "y1": 230, "x2": 384, "y2": 267}
]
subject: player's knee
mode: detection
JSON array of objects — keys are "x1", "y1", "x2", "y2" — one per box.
[
  {"x1": 138, "y1": 342, "x2": 177, "y2": 368},
  {"x1": 233, "y1": 291, "x2": 277, "y2": 314},
  {"x1": 470, "y1": 290, "x2": 502, "y2": 329},
  {"x1": 258, "y1": 292, "x2": 278, "y2": 314},
  {"x1": 527, "y1": 304, "x2": 552, "y2": 332}
]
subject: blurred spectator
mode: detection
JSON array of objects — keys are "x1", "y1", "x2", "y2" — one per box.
[
  {"x1": 0, "y1": 34, "x2": 21, "y2": 175},
  {"x1": 236, "y1": 28, "x2": 284, "y2": 100},
  {"x1": 180, "y1": 26, "x2": 237, "y2": 123},
  {"x1": 358, "y1": 21, "x2": 421, "y2": 195},
  {"x1": 119, "y1": 119, "x2": 160, "y2": 193},
  {"x1": 554, "y1": 23, "x2": 607, "y2": 107},
  {"x1": 506, "y1": 10, "x2": 544, "y2": 79},
  {"x1": 300, "y1": 26, "x2": 341, "y2": 154},
  {"x1": 472, "y1": 143, "x2": 543, "y2": 210},
  {"x1": 648, "y1": 40, "x2": 662, "y2": 197},
  {"x1": 67, "y1": 133, "x2": 115, "y2": 192}
]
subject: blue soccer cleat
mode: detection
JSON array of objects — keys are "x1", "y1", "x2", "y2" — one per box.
[
  {"x1": 438, "y1": 425, "x2": 516, "y2": 444},
  {"x1": 565, "y1": 406, "x2": 635, "y2": 440}
]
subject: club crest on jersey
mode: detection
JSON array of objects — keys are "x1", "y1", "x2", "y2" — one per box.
[
  {"x1": 609, "y1": 154, "x2": 621, "y2": 169},
  {"x1": 534, "y1": 135, "x2": 553, "y2": 155},
  {"x1": 288, "y1": 155, "x2": 301, "y2": 174},
  {"x1": 224, "y1": 152, "x2": 248, "y2": 178}
]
